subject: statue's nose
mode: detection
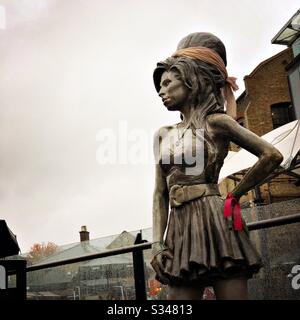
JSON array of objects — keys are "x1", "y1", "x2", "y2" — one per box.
[{"x1": 158, "y1": 89, "x2": 166, "y2": 98}]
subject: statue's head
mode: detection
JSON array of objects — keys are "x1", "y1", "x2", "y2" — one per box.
[
  {"x1": 176, "y1": 32, "x2": 227, "y2": 66},
  {"x1": 153, "y1": 32, "x2": 227, "y2": 114}
]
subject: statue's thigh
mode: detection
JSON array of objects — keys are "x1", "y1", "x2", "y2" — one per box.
[
  {"x1": 167, "y1": 284, "x2": 205, "y2": 300},
  {"x1": 213, "y1": 277, "x2": 248, "y2": 300}
]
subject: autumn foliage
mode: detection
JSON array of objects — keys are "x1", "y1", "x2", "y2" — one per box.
[{"x1": 26, "y1": 242, "x2": 58, "y2": 264}]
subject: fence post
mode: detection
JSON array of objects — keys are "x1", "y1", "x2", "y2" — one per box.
[{"x1": 132, "y1": 232, "x2": 147, "y2": 300}]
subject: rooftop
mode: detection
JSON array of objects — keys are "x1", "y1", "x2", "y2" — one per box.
[{"x1": 272, "y1": 10, "x2": 300, "y2": 46}]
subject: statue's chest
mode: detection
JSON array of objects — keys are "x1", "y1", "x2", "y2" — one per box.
[{"x1": 159, "y1": 129, "x2": 206, "y2": 168}]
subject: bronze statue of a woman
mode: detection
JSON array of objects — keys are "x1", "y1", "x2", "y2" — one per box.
[{"x1": 150, "y1": 32, "x2": 283, "y2": 300}]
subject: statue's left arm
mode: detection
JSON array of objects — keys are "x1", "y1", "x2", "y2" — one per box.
[{"x1": 207, "y1": 114, "x2": 283, "y2": 199}]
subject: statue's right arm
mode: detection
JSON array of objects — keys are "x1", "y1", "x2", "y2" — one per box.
[
  {"x1": 150, "y1": 128, "x2": 173, "y2": 284},
  {"x1": 152, "y1": 163, "x2": 169, "y2": 252},
  {"x1": 151, "y1": 162, "x2": 172, "y2": 284}
]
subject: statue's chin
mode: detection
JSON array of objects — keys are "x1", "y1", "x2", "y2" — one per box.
[{"x1": 165, "y1": 105, "x2": 179, "y2": 111}]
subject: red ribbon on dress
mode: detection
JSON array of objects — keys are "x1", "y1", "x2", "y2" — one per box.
[{"x1": 224, "y1": 192, "x2": 243, "y2": 231}]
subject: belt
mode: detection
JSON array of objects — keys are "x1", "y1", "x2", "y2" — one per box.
[{"x1": 169, "y1": 183, "x2": 220, "y2": 207}]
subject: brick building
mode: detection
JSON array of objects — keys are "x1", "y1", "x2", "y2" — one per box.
[
  {"x1": 219, "y1": 48, "x2": 300, "y2": 205},
  {"x1": 236, "y1": 48, "x2": 295, "y2": 136},
  {"x1": 218, "y1": 45, "x2": 300, "y2": 299}
]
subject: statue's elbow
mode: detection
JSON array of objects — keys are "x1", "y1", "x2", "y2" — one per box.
[{"x1": 271, "y1": 149, "x2": 283, "y2": 167}]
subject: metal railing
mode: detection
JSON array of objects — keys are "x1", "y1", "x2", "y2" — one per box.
[{"x1": 25, "y1": 212, "x2": 300, "y2": 300}]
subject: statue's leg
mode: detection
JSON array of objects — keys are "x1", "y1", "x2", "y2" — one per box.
[
  {"x1": 213, "y1": 277, "x2": 248, "y2": 300},
  {"x1": 167, "y1": 284, "x2": 205, "y2": 300}
]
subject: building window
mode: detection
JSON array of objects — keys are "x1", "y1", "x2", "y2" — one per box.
[{"x1": 271, "y1": 102, "x2": 295, "y2": 129}]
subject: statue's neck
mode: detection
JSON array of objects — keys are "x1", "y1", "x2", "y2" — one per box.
[{"x1": 180, "y1": 104, "x2": 193, "y2": 126}]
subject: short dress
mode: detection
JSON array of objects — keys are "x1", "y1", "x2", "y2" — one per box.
[{"x1": 156, "y1": 127, "x2": 263, "y2": 287}]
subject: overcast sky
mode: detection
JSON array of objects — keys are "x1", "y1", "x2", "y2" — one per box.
[{"x1": 0, "y1": 0, "x2": 299, "y2": 253}]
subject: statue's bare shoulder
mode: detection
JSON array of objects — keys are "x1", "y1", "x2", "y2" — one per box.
[{"x1": 206, "y1": 113, "x2": 240, "y2": 136}]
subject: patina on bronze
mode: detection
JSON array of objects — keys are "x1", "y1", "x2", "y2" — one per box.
[{"x1": 150, "y1": 32, "x2": 283, "y2": 300}]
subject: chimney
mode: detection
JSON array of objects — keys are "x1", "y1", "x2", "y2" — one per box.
[{"x1": 79, "y1": 226, "x2": 90, "y2": 242}]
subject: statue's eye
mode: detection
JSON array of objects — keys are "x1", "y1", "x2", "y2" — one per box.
[{"x1": 162, "y1": 79, "x2": 171, "y2": 87}]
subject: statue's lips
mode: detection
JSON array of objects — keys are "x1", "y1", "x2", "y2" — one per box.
[{"x1": 162, "y1": 97, "x2": 171, "y2": 105}]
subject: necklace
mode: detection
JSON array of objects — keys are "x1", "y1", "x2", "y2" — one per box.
[{"x1": 175, "y1": 123, "x2": 189, "y2": 146}]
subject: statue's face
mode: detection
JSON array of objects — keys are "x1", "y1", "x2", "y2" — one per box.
[{"x1": 159, "y1": 70, "x2": 190, "y2": 111}]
